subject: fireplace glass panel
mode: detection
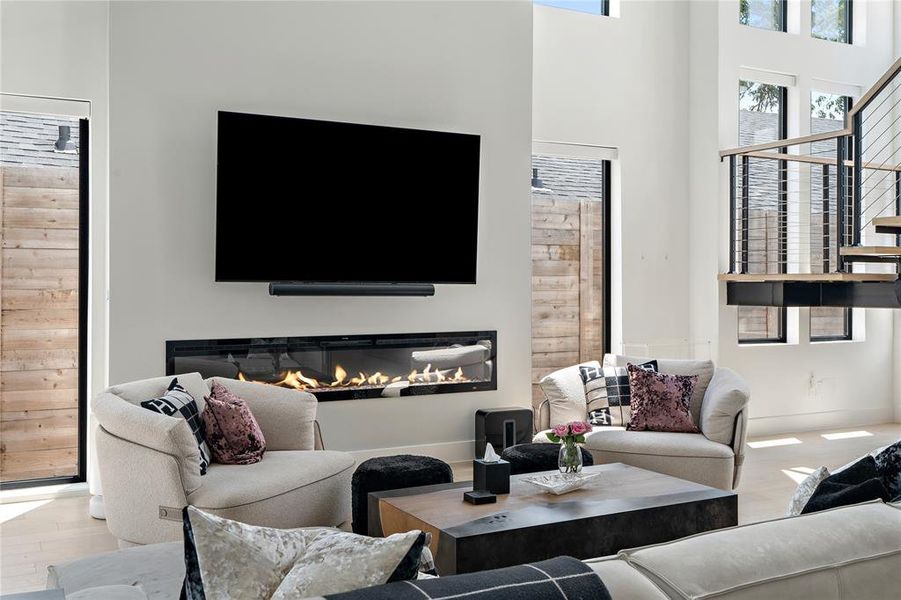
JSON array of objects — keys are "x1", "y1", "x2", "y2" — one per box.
[{"x1": 166, "y1": 331, "x2": 496, "y2": 401}]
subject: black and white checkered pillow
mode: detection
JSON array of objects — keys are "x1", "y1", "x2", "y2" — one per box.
[
  {"x1": 141, "y1": 378, "x2": 211, "y2": 475},
  {"x1": 580, "y1": 361, "x2": 657, "y2": 427}
]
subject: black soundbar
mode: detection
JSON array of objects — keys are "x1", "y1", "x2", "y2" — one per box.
[{"x1": 268, "y1": 282, "x2": 435, "y2": 297}]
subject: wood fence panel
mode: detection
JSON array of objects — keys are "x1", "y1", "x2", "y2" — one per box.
[
  {"x1": 0, "y1": 166, "x2": 80, "y2": 482},
  {"x1": 531, "y1": 195, "x2": 604, "y2": 419}
]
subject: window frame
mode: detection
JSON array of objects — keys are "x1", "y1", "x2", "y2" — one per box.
[
  {"x1": 534, "y1": 0, "x2": 610, "y2": 17},
  {"x1": 810, "y1": 307, "x2": 853, "y2": 342},
  {"x1": 529, "y1": 147, "x2": 613, "y2": 354},
  {"x1": 737, "y1": 81, "x2": 789, "y2": 345},
  {"x1": 810, "y1": 94, "x2": 854, "y2": 342},
  {"x1": 739, "y1": 0, "x2": 788, "y2": 33},
  {"x1": 811, "y1": 0, "x2": 853, "y2": 44},
  {"x1": 0, "y1": 117, "x2": 89, "y2": 490}
]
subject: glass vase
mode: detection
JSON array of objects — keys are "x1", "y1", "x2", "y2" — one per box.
[{"x1": 558, "y1": 441, "x2": 583, "y2": 475}]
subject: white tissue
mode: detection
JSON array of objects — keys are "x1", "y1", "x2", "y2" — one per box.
[{"x1": 483, "y1": 442, "x2": 500, "y2": 462}]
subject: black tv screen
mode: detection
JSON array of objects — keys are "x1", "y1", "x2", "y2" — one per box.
[{"x1": 215, "y1": 111, "x2": 480, "y2": 283}]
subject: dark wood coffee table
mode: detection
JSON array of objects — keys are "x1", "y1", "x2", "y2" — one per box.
[{"x1": 369, "y1": 462, "x2": 737, "y2": 575}]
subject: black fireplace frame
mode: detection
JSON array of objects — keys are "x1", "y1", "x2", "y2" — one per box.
[{"x1": 166, "y1": 330, "x2": 497, "y2": 401}]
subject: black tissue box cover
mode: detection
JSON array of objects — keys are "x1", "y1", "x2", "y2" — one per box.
[{"x1": 473, "y1": 458, "x2": 511, "y2": 494}]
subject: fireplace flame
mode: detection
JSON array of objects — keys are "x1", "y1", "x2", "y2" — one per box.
[
  {"x1": 235, "y1": 362, "x2": 472, "y2": 391},
  {"x1": 329, "y1": 365, "x2": 347, "y2": 387}
]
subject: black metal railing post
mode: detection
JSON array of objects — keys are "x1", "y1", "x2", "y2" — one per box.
[
  {"x1": 822, "y1": 164, "x2": 830, "y2": 273},
  {"x1": 836, "y1": 137, "x2": 846, "y2": 272},
  {"x1": 729, "y1": 156, "x2": 736, "y2": 273},
  {"x1": 741, "y1": 155, "x2": 750, "y2": 274},
  {"x1": 852, "y1": 112, "x2": 863, "y2": 246}
]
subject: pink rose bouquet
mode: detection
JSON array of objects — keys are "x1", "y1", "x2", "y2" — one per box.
[
  {"x1": 546, "y1": 421, "x2": 593, "y2": 444},
  {"x1": 546, "y1": 421, "x2": 592, "y2": 474}
]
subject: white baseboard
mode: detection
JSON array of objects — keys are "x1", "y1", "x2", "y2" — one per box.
[
  {"x1": 347, "y1": 440, "x2": 475, "y2": 464},
  {"x1": 748, "y1": 407, "x2": 895, "y2": 438},
  {"x1": 0, "y1": 481, "x2": 89, "y2": 504}
]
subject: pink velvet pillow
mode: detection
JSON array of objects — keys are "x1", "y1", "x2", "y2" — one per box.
[
  {"x1": 201, "y1": 381, "x2": 266, "y2": 465},
  {"x1": 626, "y1": 364, "x2": 700, "y2": 433}
]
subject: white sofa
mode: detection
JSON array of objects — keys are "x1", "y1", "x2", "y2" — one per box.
[
  {"x1": 93, "y1": 372, "x2": 355, "y2": 546},
  {"x1": 535, "y1": 355, "x2": 749, "y2": 490},
  {"x1": 46, "y1": 500, "x2": 901, "y2": 599}
]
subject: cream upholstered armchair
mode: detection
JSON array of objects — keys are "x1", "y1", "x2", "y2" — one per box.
[
  {"x1": 534, "y1": 355, "x2": 749, "y2": 491},
  {"x1": 93, "y1": 372, "x2": 355, "y2": 546}
]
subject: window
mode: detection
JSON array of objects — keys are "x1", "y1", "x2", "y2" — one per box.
[
  {"x1": 739, "y1": 0, "x2": 787, "y2": 32},
  {"x1": 531, "y1": 150, "x2": 610, "y2": 406},
  {"x1": 810, "y1": 91, "x2": 853, "y2": 341},
  {"x1": 737, "y1": 80, "x2": 788, "y2": 343},
  {"x1": 812, "y1": 0, "x2": 852, "y2": 43},
  {"x1": 0, "y1": 110, "x2": 88, "y2": 487},
  {"x1": 534, "y1": 0, "x2": 609, "y2": 16}
]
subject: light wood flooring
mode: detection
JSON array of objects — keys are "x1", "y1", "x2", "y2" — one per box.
[{"x1": 1, "y1": 422, "x2": 899, "y2": 594}]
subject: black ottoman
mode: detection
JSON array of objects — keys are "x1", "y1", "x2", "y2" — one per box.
[
  {"x1": 351, "y1": 454, "x2": 453, "y2": 535},
  {"x1": 500, "y1": 443, "x2": 594, "y2": 475}
]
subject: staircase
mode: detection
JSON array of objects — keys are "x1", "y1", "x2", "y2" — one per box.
[{"x1": 720, "y1": 57, "x2": 901, "y2": 308}]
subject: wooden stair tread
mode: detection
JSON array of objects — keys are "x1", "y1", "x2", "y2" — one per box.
[
  {"x1": 840, "y1": 246, "x2": 901, "y2": 256},
  {"x1": 873, "y1": 216, "x2": 901, "y2": 227},
  {"x1": 718, "y1": 273, "x2": 898, "y2": 282}
]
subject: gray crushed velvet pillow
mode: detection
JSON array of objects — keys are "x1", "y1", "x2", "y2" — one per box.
[
  {"x1": 786, "y1": 466, "x2": 830, "y2": 516},
  {"x1": 182, "y1": 507, "x2": 426, "y2": 599}
]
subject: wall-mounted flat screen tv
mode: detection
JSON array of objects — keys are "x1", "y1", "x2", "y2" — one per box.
[{"x1": 215, "y1": 111, "x2": 480, "y2": 283}]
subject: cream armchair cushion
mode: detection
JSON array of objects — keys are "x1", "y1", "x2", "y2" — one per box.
[
  {"x1": 538, "y1": 360, "x2": 600, "y2": 427},
  {"x1": 206, "y1": 376, "x2": 315, "y2": 451},
  {"x1": 94, "y1": 391, "x2": 203, "y2": 494},
  {"x1": 699, "y1": 367, "x2": 750, "y2": 445},
  {"x1": 109, "y1": 372, "x2": 211, "y2": 412}
]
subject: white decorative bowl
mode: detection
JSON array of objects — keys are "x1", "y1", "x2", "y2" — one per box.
[{"x1": 522, "y1": 471, "x2": 601, "y2": 495}]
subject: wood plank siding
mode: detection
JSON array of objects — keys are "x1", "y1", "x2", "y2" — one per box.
[
  {"x1": 0, "y1": 166, "x2": 80, "y2": 482},
  {"x1": 531, "y1": 196, "x2": 604, "y2": 415}
]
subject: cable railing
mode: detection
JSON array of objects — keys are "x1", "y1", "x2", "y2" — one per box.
[
  {"x1": 721, "y1": 58, "x2": 901, "y2": 278},
  {"x1": 724, "y1": 135, "x2": 852, "y2": 276},
  {"x1": 854, "y1": 65, "x2": 901, "y2": 248}
]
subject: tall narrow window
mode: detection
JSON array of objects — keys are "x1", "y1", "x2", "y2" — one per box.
[
  {"x1": 810, "y1": 92, "x2": 853, "y2": 341},
  {"x1": 0, "y1": 110, "x2": 88, "y2": 487},
  {"x1": 737, "y1": 80, "x2": 788, "y2": 343},
  {"x1": 812, "y1": 0, "x2": 852, "y2": 43},
  {"x1": 739, "y1": 0, "x2": 787, "y2": 32},
  {"x1": 530, "y1": 150, "x2": 610, "y2": 413}
]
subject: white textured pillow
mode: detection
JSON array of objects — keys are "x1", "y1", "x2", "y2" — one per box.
[
  {"x1": 539, "y1": 361, "x2": 600, "y2": 427},
  {"x1": 184, "y1": 507, "x2": 425, "y2": 599},
  {"x1": 786, "y1": 466, "x2": 830, "y2": 516}
]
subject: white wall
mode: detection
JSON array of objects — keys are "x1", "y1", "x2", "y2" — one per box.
[
  {"x1": 532, "y1": 2, "x2": 692, "y2": 351},
  {"x1": 1, "y1": 0, "x2": 110, "y2": 492},
  {"x1": 106, "y1": 0, "x2": 533, "y2": 459},
  {"x1": 691, "y1": 0, "x2": 897, "y2": 435}
]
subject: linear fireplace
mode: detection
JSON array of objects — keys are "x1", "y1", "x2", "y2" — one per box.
[{"x1": 166, "y1": 331, "x2": 496, "y2": 401}]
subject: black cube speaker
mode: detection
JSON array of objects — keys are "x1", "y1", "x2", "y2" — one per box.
[{"x1": 474, "y1": 407, "x2": 533, "y2": 458}]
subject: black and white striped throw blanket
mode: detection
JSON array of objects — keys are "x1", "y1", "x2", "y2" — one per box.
[{"x1": 323, "y1": 556, "x2": 611, "y2": 600}]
